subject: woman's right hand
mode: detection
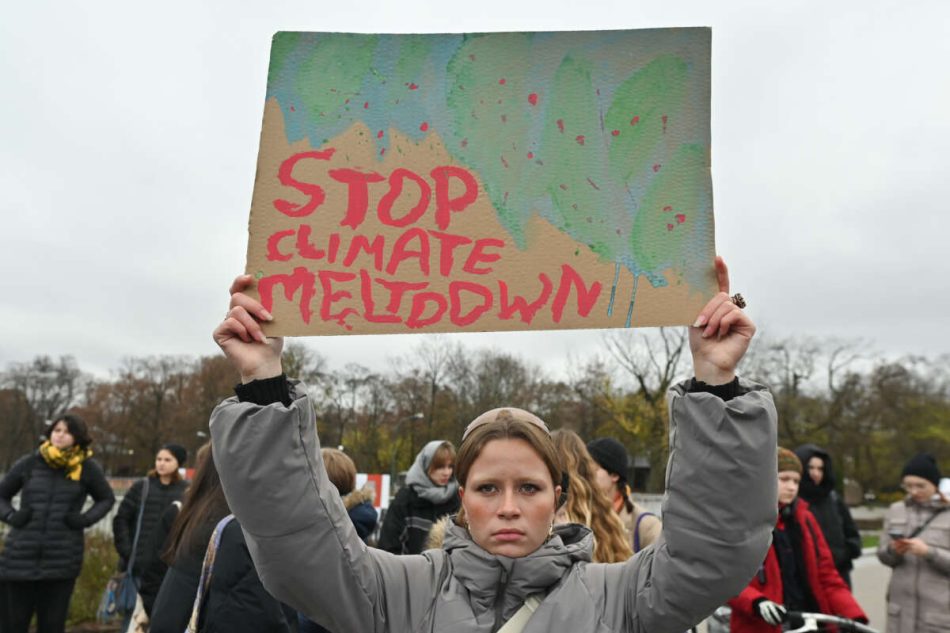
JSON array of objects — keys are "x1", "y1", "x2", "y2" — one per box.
[{"x1": 213, "y1": 274, "x2": 284, "y2": 383}]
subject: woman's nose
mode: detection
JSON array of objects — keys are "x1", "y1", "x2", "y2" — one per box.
[{"x1": 497, "y1": 488, "x2": 521, "y2": 517}]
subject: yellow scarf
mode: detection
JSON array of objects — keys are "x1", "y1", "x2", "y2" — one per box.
[{"x1": 39, "y1": 441, "x2": 92, "y2": 481}]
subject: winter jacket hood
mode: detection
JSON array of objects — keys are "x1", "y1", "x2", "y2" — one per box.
[
  {"x1": 794, "y1": 444, "x2": 836, "y2": 500},
  {"x1": 343, "y1": 485, "x2": 378, "y2": 542},
  {"x1": 443, "y1": 520, "x2": 592, "y2": 614}
]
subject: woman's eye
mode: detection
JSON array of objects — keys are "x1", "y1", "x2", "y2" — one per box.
[
  {"x1": 476, "y1": 484, "x2": 497, "y2": 494},
  {"x1": 519, "y1": 483, "x2": 540, "y2": 494}
]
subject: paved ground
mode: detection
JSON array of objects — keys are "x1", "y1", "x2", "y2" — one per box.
[{"x1": 851, "y1": 549, "x2": 888, "y2": 630}]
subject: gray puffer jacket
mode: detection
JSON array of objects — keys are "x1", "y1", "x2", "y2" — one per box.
[
  {"x1": 211, "y1": 378, "x2": 777, "y2": 633},
  {"x1": 877, "y1": 497, "x2": 950, "y2": 633}
]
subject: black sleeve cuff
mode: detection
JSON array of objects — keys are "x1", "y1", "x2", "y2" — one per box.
[
  {"x1": 687, "y1": 376, "x2": 740, "y2": 401},
  {"x1": 234, "y1": 374, "x2": 293, "y2": 407}
]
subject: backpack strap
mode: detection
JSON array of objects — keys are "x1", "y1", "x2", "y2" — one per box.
[
  {"x1": 185, "y1": 514, "x2": 236, "y2": 633},
  {"x1": 633, "y1": 511, "x2": 657, "y2": 553},
  {"x1": 497, "y1": 593, "x2": 544, "y2": 633},
  {"x1": 126, "y1": 477, "x2": 150, "y2": 584},
  {"x1": 907, "y1": 506, "x2": 948, "y2": 539}
]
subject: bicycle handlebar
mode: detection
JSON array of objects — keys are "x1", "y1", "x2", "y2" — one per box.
[{"x1": 784, "y1": 611, "x2": 878, "y2": 633}]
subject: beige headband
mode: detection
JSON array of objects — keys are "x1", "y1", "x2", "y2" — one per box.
[{"x1": 461, "y1": 407, "x2": 550, "y2": 441}]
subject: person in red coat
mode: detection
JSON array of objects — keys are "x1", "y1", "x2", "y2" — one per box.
[{"x1": 728, "y1": 448, "x2": 867, "y2": 632}]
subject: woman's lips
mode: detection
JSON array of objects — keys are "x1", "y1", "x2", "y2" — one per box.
[{"x1": 492, "y1": 530, "x2": 524, "y2": 542}]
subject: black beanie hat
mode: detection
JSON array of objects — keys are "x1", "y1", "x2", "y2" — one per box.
[
  {"x1": 587, "y1": 438, "x2": 629, "y2": 483},
  {"x1": 161, "y1": 443, "x2": 188, "y2": 468},
  {"x1": 901, "y1": 453, "x2": 941, "y2": 487}
]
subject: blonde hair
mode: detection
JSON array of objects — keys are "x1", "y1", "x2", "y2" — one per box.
[{"x1": 552, "y1": 430, "x2": 633, "y2": 563}]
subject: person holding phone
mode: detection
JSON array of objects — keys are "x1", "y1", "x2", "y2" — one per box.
[{"x1": 878, "y1": 453, "x2": 950, "y2": 633}]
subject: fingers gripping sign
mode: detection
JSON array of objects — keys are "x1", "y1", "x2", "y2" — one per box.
[
  {"x1": 688, "y1": 257, "x2": 755, "y2": 385},
  {"x1": 213, "y1": 275, "x2": 285, "y2": 383}
]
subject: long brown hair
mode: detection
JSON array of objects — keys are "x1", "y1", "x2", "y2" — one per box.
[
  {"x1": 552, "y1": 430, "x2": 633, "y2": 563},
  {"x1": 162, "y1": 442, "x2": 230, "y2": 564}
]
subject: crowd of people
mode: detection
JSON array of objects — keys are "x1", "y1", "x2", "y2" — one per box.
[{"x1": 0, "y1": 262, "x2": 947, "y2": 632}]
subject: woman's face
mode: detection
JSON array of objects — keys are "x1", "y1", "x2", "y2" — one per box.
[
  {"x1": 49, "y1": 420, "x2": 75, "y2": 450},
  {"x1": 808, "y1": 456, "x2": 824, "y2": 485},
  {"x1": 459, "y1": 438, "x2": 560, "y2": 558},
  {"x1": 155, "y1": 449, "x2": 180, "y2": 477},
  {"x1": 902, "y1": 475, "x2": 937, "y2": 504},
  {"x1": 593, "y1": 466, "x2": 618, "y2": 498},
  {"x1": 428, "y1": 460, "x2": 454, "y2": 487},
  {"x1": 778, "y1": 471, "x2": 801, "y2": 506}
]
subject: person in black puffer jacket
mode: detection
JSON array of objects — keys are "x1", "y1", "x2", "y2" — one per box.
[
  {"x1": 150, "y1": 442, "x2": 295, "y2": 633},
  {"x1": 794, "y1": 443, "x2": 862, "y2": 586},
  {"x1": 378, "y1": 440, "x2": 459, "y2": 555},
  {"x1": 112, "y1": 442, "x2": 189, "y2": 615},
  {"x1": 0, "y1": 414, "x2": 115, "y2": 633}
]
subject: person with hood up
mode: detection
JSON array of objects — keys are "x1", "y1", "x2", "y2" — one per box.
[
  {"x1": 793, "y1": 444, "x2": 862, "y2": 587},
  {"x1": 378, "y1": 439, "x2": 460, "y2": 554},
  {"x1": 0, "y1": 414, "x2": 115, "y2": 633},
  {"x1": 728, "y1": 448, "x2": 866, "y2": 632},
  {"x1": 877, "y1": 453, "x2": 950, "y2": 633},
  {"x1": 207, "y1": 258, "x2": 780, "y2": 633},
  {"x1": 587, "y1": 436, "x2": 661, "y2": 553},
  {"x1": 112, "y1": 442, "x2": 189, "y2": 616}
]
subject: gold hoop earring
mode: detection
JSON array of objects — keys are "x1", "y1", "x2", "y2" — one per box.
[{"x1": 548, "y1": 522, "x2": 554, "y2": 538}]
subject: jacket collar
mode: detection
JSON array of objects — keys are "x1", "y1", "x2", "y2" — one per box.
[{"x1": 443, "y1": 522, "x2": 592, "y2": 617}]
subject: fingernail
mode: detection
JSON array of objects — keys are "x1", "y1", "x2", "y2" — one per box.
[
  {"x1": 693, "y1": 315, "x2": 707, "y2": 328},
  {"x1": 702, "y1": 325, "x2": 714, "y2": 338},
  {"x1": 256, "y1": 331, "x2": 267, "y2": 344},
  {"x1": 260, "y1": 309, "x2": 273, "y2": 321}
]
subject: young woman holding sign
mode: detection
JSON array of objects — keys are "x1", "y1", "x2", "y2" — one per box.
[{"x1": 209, "y1": 257, "x2": 778, "y2": 633}]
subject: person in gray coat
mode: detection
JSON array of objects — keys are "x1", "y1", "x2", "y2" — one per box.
[
  {"x1": 210, "y1": 258, "x2": 778, "y2": 633},
  {"x1": 877, "y1": 453, "x2": 950, "y2": 633}
]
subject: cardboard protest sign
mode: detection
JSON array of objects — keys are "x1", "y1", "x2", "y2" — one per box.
[{"x1": 246, "y1": 29, "x2": 716, "y2": 336}]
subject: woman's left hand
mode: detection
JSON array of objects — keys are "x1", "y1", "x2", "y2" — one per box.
[
  {"x1": 902, "y1": 537, "x2": 930, "y2": 557},
  {"x1": 688, "y1": 257, "x2": 755, "y2": 385}
]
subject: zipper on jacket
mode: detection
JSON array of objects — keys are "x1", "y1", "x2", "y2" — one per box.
[{"x1": 491, "y1": 568, "x2": 510, "y2": 633}]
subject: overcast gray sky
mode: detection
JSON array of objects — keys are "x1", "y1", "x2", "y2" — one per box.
[{"x1": 2, "y1": 0, "x2": 948, "y2": 379}]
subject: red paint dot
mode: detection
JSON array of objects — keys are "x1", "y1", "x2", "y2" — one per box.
[
  {"x1": 575, "y1": 135, "x2": 585, "y2": 145},
  {"x1": 499, "y1": 78, "x2": 506, "y2": 85},
  {"x1": 667, "y1": 224, "x2": 674, "y2": 231},
  {"x1": 289, "y1": 105, "x2": 296, "y2": 112},
  {"x1": 527, "y1": 152, "x2": 534, "y2": 159},
  {"x1": 364, "y1": 101, "x2": 369, "y2": 109},
  {"x1": 611, "y1": 129, "x2": 620, "y2": 137},
  {"x1": 556, "y1": 119, "x2": 565, "y2": 133},
  {"x1": 344, "y1": 98, "x2": 350, "y2": 104},
  {"x1": 630, "y1": 115, "x2": 640, "y2": 125},
  {"x1": 662, "y1": 114, "x2": 668, "y2": 132},
  {"x1": 377, "y1": 130, "x2": 384, "y2": 139},
  {"x1": 653, "y1": 164, "x2": 661, "y2": 172},
  {"x1": 380, "y1": 148, "x2": 386, "y2": 156},
  {"x1": 420, "y1": 122, "x2": 429, "y2": 131},
  {"x1": 408, "y1": 82, "x2": 419, "y2": 90},
  {"x1": 675, "y1": 213, "x2": 686, "y2": 224},
  {"x1": 528, "y1": 93, "x2": 538, "y2": 105},
  {"x1": 663, "y1": 205, "x2": 672, "y2": 212}
]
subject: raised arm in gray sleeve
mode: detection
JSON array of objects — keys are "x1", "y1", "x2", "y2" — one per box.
[
  {"x1": 211, "y1": 383, "x2": 442, "y2": 633},
  {"x1": 590, "y1": 378, "x2": 777, "y2": 633}
]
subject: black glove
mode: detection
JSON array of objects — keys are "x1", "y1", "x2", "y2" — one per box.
[
  {"x1": 4, "y1": 508, "x2": 32, "y2": 528},
  {"x1": 64, "y1": 512, "x2": 87, "y2": 530}
]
